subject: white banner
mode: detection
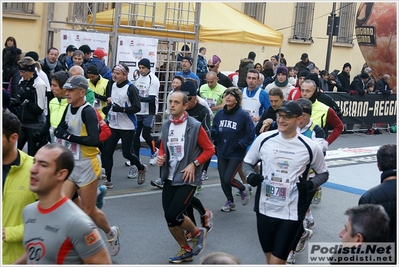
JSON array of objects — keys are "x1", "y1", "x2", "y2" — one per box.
[
  {"x1": 59, "y1": 30, "x2": 110, "y2": 62},
  {"x1": 116, "y1": 36, "x2": 158, "y2": 82}
]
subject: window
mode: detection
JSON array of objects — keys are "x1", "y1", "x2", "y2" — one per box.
[
  {"x1": 2, "y1": 3, "x2": 34, "y2": 14},
  {"x1": 336, "y1": 3, "x2": 356, "y2": 44},
  {"x1": 244, "y1": 3, "x2": 266, "y2": 23},
  {"x1": 292, "y1": 3, "x2": 315, "y2": 40}
]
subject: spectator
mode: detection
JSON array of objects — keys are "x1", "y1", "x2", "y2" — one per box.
[
  {"x1": 228, "y1": 70, "x2": 239, "y2": 87},
  {"x1": 176, "y1": 44, "x2": 191, "y2": 71},
  {"x1": 309, "y1": 66, "x2": 320, "y2": 74},
  {"x1": 265, "y1": 66, "x2": 294, "y2": 100},
  {"x1": 174, "y1": 56, "x2": 200, "y2": 87},
  {"x1": 294, "y1": 53, "x2": 315, "y2": 72},
  {"x1": 262, "y1": 61, "x2": 275, "y2": 88},
  {"x1": 270, "y1": 55, "x2": 279, "y2": 73},
  {"x1": 78, "y1": 44, "x2": 93, "y2": 65},
  {"x1": 58, "y1": 44, "x2": 77, "y2": 70},
  {"x1": 288, "y1": 66, "x2": 297, "y2": 87},
  {"x1": 337, "y1": 62, "x2": 352, "y2": 93},
  {"x1": 287, "y1": 69, "x2": 309, "y2": 101},
  {"x1": 196, "y1": 47, "x2": 208, "y2": 84},
  {"x1": 359, "y1": 144, "x2": 396, "y2": 243},
  {"x1": 86, "y1": 49, "x2": 112, "y2": 80},
  {"x1": 319, "y1": 70, "x2": 330, "y2": 91},
  {"x1": 40, "y1": 47, "x2": 64, "y2": 86},
  {"x1": 68, "y1": 50, "x2": 88, "y2": 77},
  {"x1": 237, "y1": 51, "x2": 256, "y2": 88},
  {"x1": 376, "y1": 74, "x2": 394, "y2": 95},
  {"x1": 2, "y1": 36, "x2": 21, "y2": 87},
  {"x1": 363, "y1": 67, "x2": 375, "y2": 89},
  {"x1": 207, "y1": 55, "x2": 233, "y2": 88},
  {"x1": 255, "y1": 62, "x2": 263, "y2": 73},
  {"x1": 350, "y1": 72, "x2": 371, "y2": 96},
  {"x1": 2, "y1": 111, "x2": 38, "y2": 264},
  {"x1": 328, "y1": 69, "x2": 343, "y2": 92}
]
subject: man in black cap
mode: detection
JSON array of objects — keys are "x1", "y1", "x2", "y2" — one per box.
[
  {"x1": 79, "y1": 44, "x2": 93, "y2": 65},
  {"x1": 237, "y1": 51, "x2": 256, "y2": 88},
  {"x1": 58, "y1": 45, "x2": 77, "y2": 71},
  {"x1": 174, "y1": 56, "x2": 200, "y2": 87},
  {"x1": 242, "y1": 100, "x2": 329, "y2": 264},
  {"x1": 350, "y1": 72, "x2": 373, "y2": 96},
  {"x1": 294, "y1": 53, "x2": 315, "y2": 73},
  {"x1": 176, "y1": 44, "x2": 191, "y2": 72}
]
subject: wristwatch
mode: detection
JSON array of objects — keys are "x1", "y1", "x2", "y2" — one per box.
[{"x1": 193, "y1": 159, "x2": 200, "y2": 167}]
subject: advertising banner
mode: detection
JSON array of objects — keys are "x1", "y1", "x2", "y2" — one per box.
[
  {"x1": 116, "y1": 35, "x2": 158, "y2": 82},
  {"x1": 326, "y1": 92, "x2": 397, "y2": 124},
  {"x1": 59, "y1": 30, "x2": 110, "y2": 62}
]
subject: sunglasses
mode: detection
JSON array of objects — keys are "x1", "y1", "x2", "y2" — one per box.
[{"x1": 207, "y1": 65, "x2": 215, "y2": 68}]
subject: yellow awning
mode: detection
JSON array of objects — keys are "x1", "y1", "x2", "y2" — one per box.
[{"x1": 87, "y1": 2, "x2": 283, "y2": 47}]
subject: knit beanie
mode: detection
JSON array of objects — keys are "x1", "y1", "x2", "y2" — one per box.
[
  {"x1": 87, "y1": 65, "x2": 99, "y2": 75},
  {"x1": 138, "y1": 58, "x2": 151, "y2": 69},
  {"x1": 298, "y1": 69, "x2": 310, "y2": 78},
  {"x1": 343, "y1": 62, "x2": 352, "y2": 70},
  {"x1": 276, "y1": 66, "x2": 288, "y2": 76},
  {"x1": 248, "y1": 51, "x2": 256, "y2": 60},
  {"x1": 306, "y1": 73, "x2": 320, "y2": 88},
  {"x1": 25, "y1": 51, "x2": 39, "y2": 61},
  {"x1": 182, "y1": 56, "x2": 193, "y2": 66}
]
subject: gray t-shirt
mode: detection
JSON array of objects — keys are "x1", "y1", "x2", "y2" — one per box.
[{"x1": 22, "y1": 197, "x2": 106, "y2": 264}]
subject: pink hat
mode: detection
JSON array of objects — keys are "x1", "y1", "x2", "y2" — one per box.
[
  {"x1": 210, "y1": 55, "x2": 221, "y2": 65},
  {"x1": 93, "y1": 49, "x2": 108, "y2": 59}
]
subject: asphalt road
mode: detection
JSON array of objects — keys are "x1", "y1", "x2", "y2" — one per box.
[{"x1": 99, "y1": 131, "x2": 397, "y2": 265}]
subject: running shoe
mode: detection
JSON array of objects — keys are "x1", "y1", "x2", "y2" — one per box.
[
  {"x1": 191, "y1": 227, "x2": 206, "y2": 256},
  {"x1": 104, "y1": 181, "x2": 113, "y2": 189},
  {"x1": 107, "y1": 226, "x2": 120, "y2": 256},
  {"x1": 221, "y1": 200, "x2": 236, "y2": 212},
  {"x1": 127, "y1": 165, "x2": 138, "y2": 179},
  {"x1": 96, "y1": 185, "x2": 107, "y2": 209},
  {"x1": 312, "y1": 187, "x2": 322, "y2": 204},
  {"x1": 303, "y1": 218, "x2": 315, "y2": 230},
  {"x1": 201, "y1": 208, "x2": 214, "y2": 234},
  {"x1": 149, "y1": 149, "x2": 158, "y2": 165},
  {"x1": 295, "y1": 228, "x2": 313, "y2": 253},
  {"x1": 186, "y1": 231, "x2": 192, "y2": 242},
  {"x1": 125, "y1": 160, "x2": 131, "y2": 167},
  {"x1": 100, "y1": 168, "x2": 107, "y2": 181},
  {"x1": 150, "y1": 178, "x2": 164, "y2": 189},
  {"x1": 236, "y1": 185, "x2": 252, "y2": 196},
  {"x1": 168, "y1": 248, "x2": 194, "y2": 264},
  {"x1": 137, "y1": 164, "x2": 148, "y2": 185},
  {"x1": 201, "y1": 170, "x2": 208, "y2": 181},
  {"x1": 240, "y1": 184, "x2": 250, "y2": 206},
  {"x1": 286, "y1": 250, "x2": 296, "y2": 264}
]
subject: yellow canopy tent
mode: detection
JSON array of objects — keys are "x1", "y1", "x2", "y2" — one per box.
[{"x1": 87, "y1": 2, "x2": 283, "y2": 47}]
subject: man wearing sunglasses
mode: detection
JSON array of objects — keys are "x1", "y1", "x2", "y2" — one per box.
[
  {"x1": 242, "y1": 100, "x2": 329, "y2": 265},
  {"x1": 206, "y1": 55, "x2": 233, "y2": 88}
]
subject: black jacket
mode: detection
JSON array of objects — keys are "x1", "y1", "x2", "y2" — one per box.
[{"x1": 337, "y1": 72, "x2": 351, "y2": 93}]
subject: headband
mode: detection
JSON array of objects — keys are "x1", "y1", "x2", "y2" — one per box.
[
  {"x1": 19, "y1": 64, "x2": 36, "y2": 72},
  {"x1": 225, "y1": 90, "x2": 240, "y2": 102},
  {"x1": 113, "y1": 64, "x2": 128, "y2": 75}
]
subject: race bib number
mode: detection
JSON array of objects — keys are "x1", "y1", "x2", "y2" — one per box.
[
  {"x1": 108, "y1": 111, "x2": 118, "y2": 124},
  {"x1": 205, "y1": 98, "x2": 217, "y2": 108},
  {"x1": 265, "y1": 174, "x2": 288, "y2": 204}
]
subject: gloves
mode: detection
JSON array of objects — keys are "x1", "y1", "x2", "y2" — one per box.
[
  {"x1": 32, "y1": 131, "x2": 43, "y2": 142},
  {"x1": 58, "y1": 121, "x2": 68, "y2": 130},
  {"x1": 233, "y1": 143, "x2": 243, "y2": 152},
  {"x1": 112, "y1": 103, "x2": 124, "y2": 112},
  {"x1": 247, "y1": 173, "x2": 264, "y2": 187},
  {"x1": 102, "y1": 104, "x2": 111, "y2": 115},
  {"x1": 54, "y1": 127, "x2": 70, "y2": 140}
]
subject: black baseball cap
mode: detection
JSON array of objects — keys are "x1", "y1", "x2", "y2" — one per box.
[
  {"x1": 79, "y1": 45, "x2": 93, "y2": 54},
  {"x1": 277, "y1": 101, "x2": 303, "y2": 116},
  {"x1": 66, "y1": 45, "x2": 77, "y2": 52}
]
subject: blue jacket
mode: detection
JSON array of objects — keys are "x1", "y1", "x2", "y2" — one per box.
[
  {"x1": 196, "y1": 54, "x2": 208, "y2": 80},
  {"x1": 86, "y1": 58, "x2": 112, "y2": 80}
]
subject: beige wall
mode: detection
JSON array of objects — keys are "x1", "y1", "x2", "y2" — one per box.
[
  {"x1": 203, "y1": 2, "x2": 365, "y2": 75},
  {"x1": 2, "y1": 3, "x2": 48, "y2": 59}
]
